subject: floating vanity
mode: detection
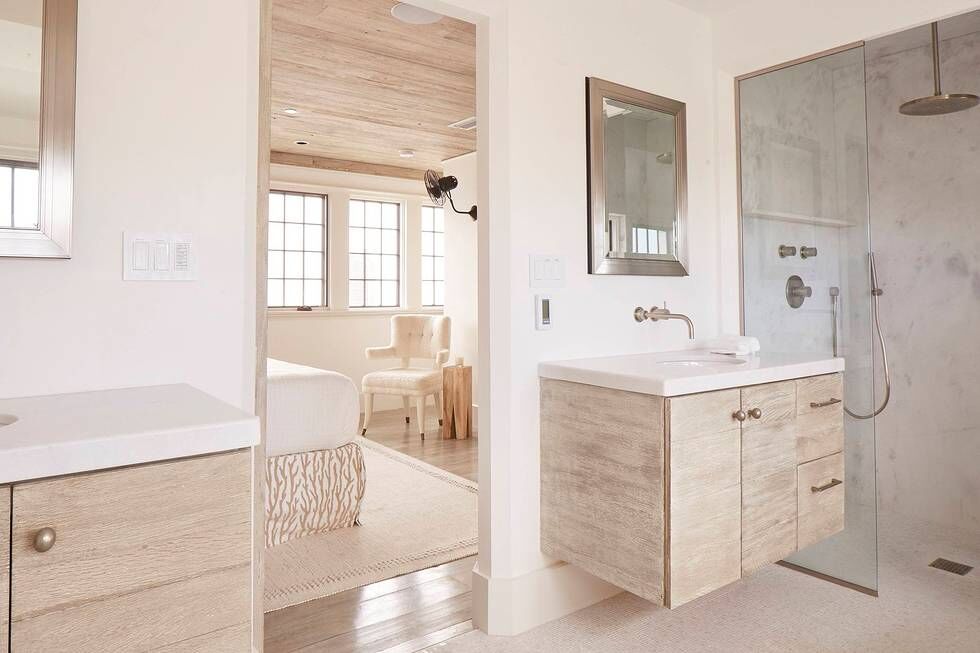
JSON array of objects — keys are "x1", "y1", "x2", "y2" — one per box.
[
  {"x1": 0, "y1": 384, "x2": 259, "y2": 651},
  {"x1": 539, "y1": 349, "x2": 845, "y2": 608}
]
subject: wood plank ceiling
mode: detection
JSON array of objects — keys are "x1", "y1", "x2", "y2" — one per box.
[{"x1": 271, "y1": 0, "x2": 476, "y2": 175}]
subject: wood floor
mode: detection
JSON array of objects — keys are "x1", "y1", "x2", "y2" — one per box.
[{"x1": 265, "y1": 408, "x2": 479, "y2": 653}]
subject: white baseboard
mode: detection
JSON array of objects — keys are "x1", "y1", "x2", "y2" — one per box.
[{"x1": 471, "y1": 561, "x2": 622, "y2": 636}]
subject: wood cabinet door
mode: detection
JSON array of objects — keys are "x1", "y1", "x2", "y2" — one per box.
[
  {"x1": 740, "y1": 381, "x2": 798, "y2": 574},
  {"x1": 10, "y1": 450, "x2": 252, "y2": 652},
  {"x1": 0, "y1": 486, "x2": 9, "y2": 653},
  {"x1": 667, "y1": 389, "x2": 741, "y2": 607}
]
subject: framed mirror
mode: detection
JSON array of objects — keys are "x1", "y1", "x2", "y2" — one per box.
[
  {"x1": 0, "y1": 0, "x2": 77, "y2": 258},
  {"x1": 587, "y1": 77, "x2": 687, "y2": 276}
]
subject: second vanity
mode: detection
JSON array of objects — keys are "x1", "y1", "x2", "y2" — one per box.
[
  {"x1": 539, "y1": 348, "x2": 845, "y2": 608},
  {"x1": 0, "y1": 384, "x2": 258, "y2": 651}
]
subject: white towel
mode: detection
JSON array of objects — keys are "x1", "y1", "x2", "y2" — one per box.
[{"x1": 704, "y1": 334, "x2": 761, "y2": 356}]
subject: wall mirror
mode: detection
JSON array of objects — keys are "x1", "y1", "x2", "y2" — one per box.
[
  {"x1": 587, "y1": 77, "x2": 688, "y2": 276},
  {"x1": 0, "y1": 0, "x2": 76, "y2": 258}
]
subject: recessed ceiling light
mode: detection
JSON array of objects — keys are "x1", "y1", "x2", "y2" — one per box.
[
  {"x1": 294, "y1": 140, "x2": 309, "y2": 146},
  {"x1": 399, "y1": 149, "x2": 415, "y2": 158},
  {"x1": 282, "y1": 107, "x2": 298, "y2": 115},
  {"x1": 390, "y1": 3, "x2": 442, "y2": 25}
]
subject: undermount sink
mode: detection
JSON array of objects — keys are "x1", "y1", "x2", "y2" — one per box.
[
  {"x1": 0, "y1": 415, "x2": 18, "y2": 428},
  {"x1": 653, "y1": 356, "x2": 747, "y2": 368}
]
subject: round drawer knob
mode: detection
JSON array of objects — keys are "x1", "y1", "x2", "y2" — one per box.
[
  {"x1": 33, "y1": 527, "x2": 56, "y2": 553},
  {"x1": 732, "y1": 409, "x2": 747, "y2": 422},
  {"x1": 748, "y1": 407, "x2": 763, "y2": 419}
]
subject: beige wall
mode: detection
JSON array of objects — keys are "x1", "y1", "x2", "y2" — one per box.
[
  {"x1": 0, "y1": 0, "x2": 258, "y2": 409},
  {"x1": 442, "y1": 152, "x2": 479, "y2": 406}
]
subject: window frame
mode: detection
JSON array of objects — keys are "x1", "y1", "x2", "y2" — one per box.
[
  {"x1": 420, "y1": 205, "x2": 446, "y2": 307},
  {"x1": 267, "y1": 189, "x2": 329, "y2": 310},
  {"x1": 0, "y1": 159, "x2": 42, "y2": 231},
  {"x1": 346, "y1": 197, "x2": 403, "y2": 309}
]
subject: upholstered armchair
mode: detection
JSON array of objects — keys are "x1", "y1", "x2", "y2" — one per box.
[{"x1": 361, "y1": 314, "x2": 451, "y2": 440}]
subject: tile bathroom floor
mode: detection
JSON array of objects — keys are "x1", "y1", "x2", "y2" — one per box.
[{"x1": 429, "y1": 514, "x2": 980, "y2": 652}]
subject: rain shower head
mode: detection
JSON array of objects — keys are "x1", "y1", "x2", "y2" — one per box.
[{"x1": 899, "y1": 22, "x2": 979, "y2": 116}]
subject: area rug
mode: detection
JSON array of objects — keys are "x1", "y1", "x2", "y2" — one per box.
[{"x1": 264, "y1": 438, "x2": 478, "y2": 612}]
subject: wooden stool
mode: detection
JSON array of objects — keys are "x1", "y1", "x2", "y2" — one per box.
[{"x1": 442, "y1": 363, "x2": 472, "y2": 439}]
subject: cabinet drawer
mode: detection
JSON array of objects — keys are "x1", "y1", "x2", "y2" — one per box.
[
  {"x1": 797, "y1": 374, "x2": 843, "y2": 417},
  {"x1": 11, "y1": 450, "x2": 252, "y2": 652},
  {"x1": 741, "y1": 380, "x2": 797, "y2": 428},
  {"x1": 798, "y1": 453, "x2": 845, "y2": 549}
]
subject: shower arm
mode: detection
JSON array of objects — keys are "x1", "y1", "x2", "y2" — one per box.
[{"x1": 931, "y1": 22, "x2": 942, "y2": 96}]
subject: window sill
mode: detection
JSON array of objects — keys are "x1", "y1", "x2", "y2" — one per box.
[{"x1": 267, "y1": 307, "x2": 444, "y2": 319}]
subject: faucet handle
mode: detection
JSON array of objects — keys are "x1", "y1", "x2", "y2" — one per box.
[{"x1": 633, "y1": 306, "x2": 649, "y2": 323}]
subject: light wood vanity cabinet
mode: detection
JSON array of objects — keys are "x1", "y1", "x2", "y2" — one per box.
[
  {"x1": 541, "y1": 373, "x2": 844, "y2": 609},
  {"x1": 0, "y1": 450, "x2": 252, "y2": 652}
]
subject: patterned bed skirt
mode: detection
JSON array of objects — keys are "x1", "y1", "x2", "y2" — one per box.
[{"x1": 265, "y1": 441, "x2": 366, "y2": 548}]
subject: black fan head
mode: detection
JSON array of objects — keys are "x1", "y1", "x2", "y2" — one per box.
[{"x1": 424, "y1": 169, "x2": 445, "y2": 206}]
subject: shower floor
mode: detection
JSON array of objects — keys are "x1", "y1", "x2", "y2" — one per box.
[{"x1": 433, "y1": 514, "x2": 980, "y2": 652}]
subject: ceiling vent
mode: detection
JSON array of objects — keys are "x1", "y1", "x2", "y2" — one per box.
[{"x1": 449, "y1": 116, "x2": 477, "y2": 131}]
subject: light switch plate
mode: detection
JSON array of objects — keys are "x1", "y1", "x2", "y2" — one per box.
[
  {"x1": 124, "y1": 232, "x2": 196, "y2": 281},
  {"x1": 529, "y1": 255, "x2": 564, "y2": 288}
]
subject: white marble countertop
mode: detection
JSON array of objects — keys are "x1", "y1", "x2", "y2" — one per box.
[
  {"x1": 538, "y1": 349, "x2": 844, "y2": 397},
  {"x1": 0, "y1": 384, "x2": 259, "y2": 484}
]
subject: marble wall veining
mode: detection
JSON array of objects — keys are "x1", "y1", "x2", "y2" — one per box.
[{"x1": 866, "y1": 21, "x2": 980, "y2": 534}]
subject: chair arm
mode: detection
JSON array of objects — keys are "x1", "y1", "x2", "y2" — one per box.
[
  {"x1": 435, "y1": 349, "x2": 450, "y2": 367},
  {"x1": 366, "y1": 345, "x2": 397, "y2": 360}
]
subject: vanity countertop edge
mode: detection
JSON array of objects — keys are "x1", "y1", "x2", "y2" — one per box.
[
  {"x1": 0, "y1": 383, "x2": 259, "y2": 484},
  {"x1": 538, "y1": 350, "x2": 845, "y2": 397}
]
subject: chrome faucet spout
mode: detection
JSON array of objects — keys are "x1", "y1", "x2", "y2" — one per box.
[{"x1": 633, "y1": 305, "x2": 695, "y2": 339}]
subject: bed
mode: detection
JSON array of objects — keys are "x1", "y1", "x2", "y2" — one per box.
[{"x1": 264, "y1": 358, "x2": 366, "y2": 547}]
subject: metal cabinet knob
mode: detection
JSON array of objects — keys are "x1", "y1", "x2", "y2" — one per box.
[
  {"x1": 33, "y1": 527, "x2": 56, "y2": 553},
  {"x1": 732, "y1": 409, "x2": 747, "y2": 422},
  {"x1": 748, "y1": 407, "x2": 763, "y2": 419}
]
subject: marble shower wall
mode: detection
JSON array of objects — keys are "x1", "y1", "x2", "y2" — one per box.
[{"x1": 866, "y1": 19, "x2": 980, "y2": 533}]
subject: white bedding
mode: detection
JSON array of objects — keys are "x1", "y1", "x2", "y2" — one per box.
[{"x1": 266, "y1": 358, "x2": 360, "y2": 456}]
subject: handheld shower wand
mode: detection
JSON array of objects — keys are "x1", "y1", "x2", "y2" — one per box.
[{"x1": 830, "y1": 253, "x2": 891, "y2": 419}]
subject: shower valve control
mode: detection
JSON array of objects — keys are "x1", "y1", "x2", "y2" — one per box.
[
  {"x1": 778, "y1": 245, "x2": 797, "y2": 258},
  {"x1": 786, "y1": 275, "x2": 812, "y2": 309},
  {"x1": 800, "y1": 246, "x2": 818, "y2": 259}
]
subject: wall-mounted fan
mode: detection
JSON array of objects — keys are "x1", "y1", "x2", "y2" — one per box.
[{"x1": 424, "y1": 170, "x2": 477, "y2": 221}]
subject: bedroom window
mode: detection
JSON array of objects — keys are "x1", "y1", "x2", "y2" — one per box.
[
  {"x1": 0, "y1": 160, "x2": 40, "y2": 230},
  {"x1": 348, "y1": 198, "x2": 400, "y2": 308},
  {"x1": 267, "y1": 191, "x2": 327, "y2": 308},
  {"x1": 420, "y1": 205, "x2": 445, "y2": 307}
]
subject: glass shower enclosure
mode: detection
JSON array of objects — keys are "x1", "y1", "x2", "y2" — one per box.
[{"x1": 737, "y1": 45, "x2": 879, "y2": 593}]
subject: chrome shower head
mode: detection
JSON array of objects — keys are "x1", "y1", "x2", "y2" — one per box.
[{"x1": 900, "y1": 22, "x2": 979, "y2": 116}]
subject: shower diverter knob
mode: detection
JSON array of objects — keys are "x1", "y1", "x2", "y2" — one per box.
[{"x1": 785, "y1": 275, "x2": 812, "y2": 308}]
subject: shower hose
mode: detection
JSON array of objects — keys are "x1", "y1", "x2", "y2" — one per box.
[{"x1": 831, "y1": 252, "x2": 891, "y2": 420}]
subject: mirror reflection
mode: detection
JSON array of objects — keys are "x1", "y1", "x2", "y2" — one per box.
[
  {"x1": 0, "y1": 0, "x2": 42, "y2": 231},
  {"x1": 602, "y1": 98, "x2": 677, "y2": 261}
]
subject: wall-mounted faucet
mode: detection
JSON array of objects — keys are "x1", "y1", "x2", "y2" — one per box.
[{"x1": 633, "y1": 304, "x2": 695, "y2": 339}]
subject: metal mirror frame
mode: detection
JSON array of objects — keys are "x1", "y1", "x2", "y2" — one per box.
[
  {"x1": 587, "y1": 76, "x2": 688, "y2": 276},
  {"x1": 0, "y1": 0, "x2": 77, "y2": 258}
]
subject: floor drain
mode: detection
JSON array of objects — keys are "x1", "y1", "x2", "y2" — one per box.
[{"x1": 929, "y1": 558, "x2": 973, "y2": 576}]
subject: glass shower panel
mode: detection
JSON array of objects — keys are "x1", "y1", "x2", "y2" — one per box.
[{"x1": 738, "y1": 46, "x2": 878, "y2": 592}]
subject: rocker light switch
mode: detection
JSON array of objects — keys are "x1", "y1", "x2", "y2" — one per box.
[{"x1": 124, "y1": 232, "x2": 196, "y2": 281}]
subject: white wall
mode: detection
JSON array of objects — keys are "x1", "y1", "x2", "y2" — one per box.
[
  {"x1": 441, "y1": 152, "x2": 479, "y2": 404},
  {"x1": 267, "y1": 164, "x2": 467, "y2": 412},
  {"x1": 0, "y1": 0, "x2": 258, "y2": 410},
  {"x1": 416, "y1": 0, "x2": 723, "y2": 635}
]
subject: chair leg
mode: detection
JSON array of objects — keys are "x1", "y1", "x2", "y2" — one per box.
[
  {"x1": 435, "y1": 391, "x2": 444, "y2": 427},
  {"x1": 361, "y1": 393, "x2": 374, "y2": 435},
  {"x1": 402, "y1": 396, "x2": 411, "y2": 424},
  {"x1": 415, "y1": 395, "x2": 427, "y2": 440}
]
